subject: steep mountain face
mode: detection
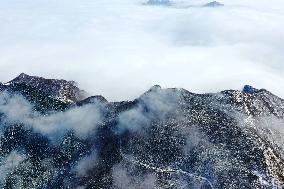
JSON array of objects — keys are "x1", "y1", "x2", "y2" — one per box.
[
  {"x1": 4, "y1": 73, "x2": 87, "y2": 103},
  {"x1": 0, "y1": 75, "x2": 284, "y2": 189}
]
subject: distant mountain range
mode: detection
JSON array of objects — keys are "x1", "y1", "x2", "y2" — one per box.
[
  {"x1": 0, "y1": 74, "x2": 284, "y2": 188},
  {"x1": 145, "y1": 0, "x2": 224, "y2": 8}
]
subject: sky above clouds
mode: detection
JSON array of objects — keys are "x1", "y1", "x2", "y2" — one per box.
[{"x1": 0, "y1": 0, "x2": 284, "y2": 101}]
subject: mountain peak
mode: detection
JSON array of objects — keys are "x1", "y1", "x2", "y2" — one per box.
[
  {"x1": 146, "y1": 0, "x2": 171, "y2": 5},
  {"x1": 203, "y1": 1, "x2": 224, "y2": 7},
  {"x1": 243, "y1": 85, "x2": 259, "y2": 93},
  {"x1": 141, "y1": 85, "x2": 162, "y2": 96},
  {"x1": 6, "y1": 73, "x2": 31, "y2": 84},
  {"x1": 6, "y1": 74, "x2": 87, "y2": 103},
  {"x1": 18, "y1": 72, "x2": 29, "y2": 78},
  {"x1": 149, "y1": 84, "x2": 162, "y2": 91},
  {"x1": 242, "y1": 85, "x2": 267, "y2": 94}
]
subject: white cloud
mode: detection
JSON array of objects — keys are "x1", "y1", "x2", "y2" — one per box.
[
  {"x1": 112, "y1": 163, "x2": 157, "y2": 189},
  {"x1": 0, "y1": 0, "x2": 284, "y2": 101},
  {"x1": 117, "y1": 87, "x2": 181, "y2": 132},
  {"x1": 0, "y1": 151, "x2": 26, "y2": 183},
  {"x1": 0, "y1": 93, "x2": 103, "y2": 139},
  {"x1": 74, "y1": 150, "x2": 97, "y2": 177}
]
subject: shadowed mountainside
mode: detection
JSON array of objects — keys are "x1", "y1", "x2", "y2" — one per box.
[{"x1": 0, "y1": 74, "x2": 284, "y2": 188}]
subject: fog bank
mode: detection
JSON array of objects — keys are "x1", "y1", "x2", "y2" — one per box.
[{"x1": 0, "y1": 0, "x2": 284, "y2": 100}]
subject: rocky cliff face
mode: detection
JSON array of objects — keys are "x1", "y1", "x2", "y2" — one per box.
[
  {"x1": 4, "y1": 73, "x2": 87, "y2": 103},
  {"x1": 0, "y1": 75, "x2": 283, "y2": 189}
]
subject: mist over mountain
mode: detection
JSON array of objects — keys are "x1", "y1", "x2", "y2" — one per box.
[
  {"x1": 0, "y1": 74, "x2": 284, "y2": 188},
  {"x1": 1, "y1": 0, "x2": 284, "y2": 188}
]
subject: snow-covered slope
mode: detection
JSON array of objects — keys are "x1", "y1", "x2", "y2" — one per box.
[
  {"x1": 0, "y1": 75, "x2": 284, "y2": 188},
  {"x1": 4, "y1": 73, "x2": 87, "y2": 103}
]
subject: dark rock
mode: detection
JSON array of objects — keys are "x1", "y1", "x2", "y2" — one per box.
[
  {"x1": 204, "y1": 1, "x2": 224, "y2": 7},
  {"x1": 6, "y1": 73, "x2": 87, "y2": 103},
  {"x1": 1, "y1": 75, "x2": 284, "y2": 188},
  {"x1": 76, "y1": 95, "x2": 108, "y2": 106}
]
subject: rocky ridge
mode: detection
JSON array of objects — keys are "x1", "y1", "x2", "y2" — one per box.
[{"x1": 0, "y1": 74, "x2": 283, "y2": 188}]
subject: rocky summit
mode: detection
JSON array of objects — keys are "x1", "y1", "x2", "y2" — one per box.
[
  {"x1": 4, "y1": 73, "x2": 87, "y2": 103},
  {"x1": 203, "y1": 1, "x2": 224, "y2": 7},
  {"x1": 0, "y1": 74, "x2": 284, "y2": 189}
]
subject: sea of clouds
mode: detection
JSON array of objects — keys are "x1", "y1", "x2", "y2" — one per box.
[{"x1": 0, "y1": 0, "x2": 284, "y2": 101}]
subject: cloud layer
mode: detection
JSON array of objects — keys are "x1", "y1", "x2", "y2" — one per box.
[
  {"x1": 0, "y1": 92, "x2": 103, "y2": 139},
  {"x1": 0, "y1": 0, "x2": 284, "y2": 100}
]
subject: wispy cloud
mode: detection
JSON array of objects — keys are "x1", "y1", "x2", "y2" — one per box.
[{"x1": 0, "y1": 92, "x2": 103, "y2": 139}]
